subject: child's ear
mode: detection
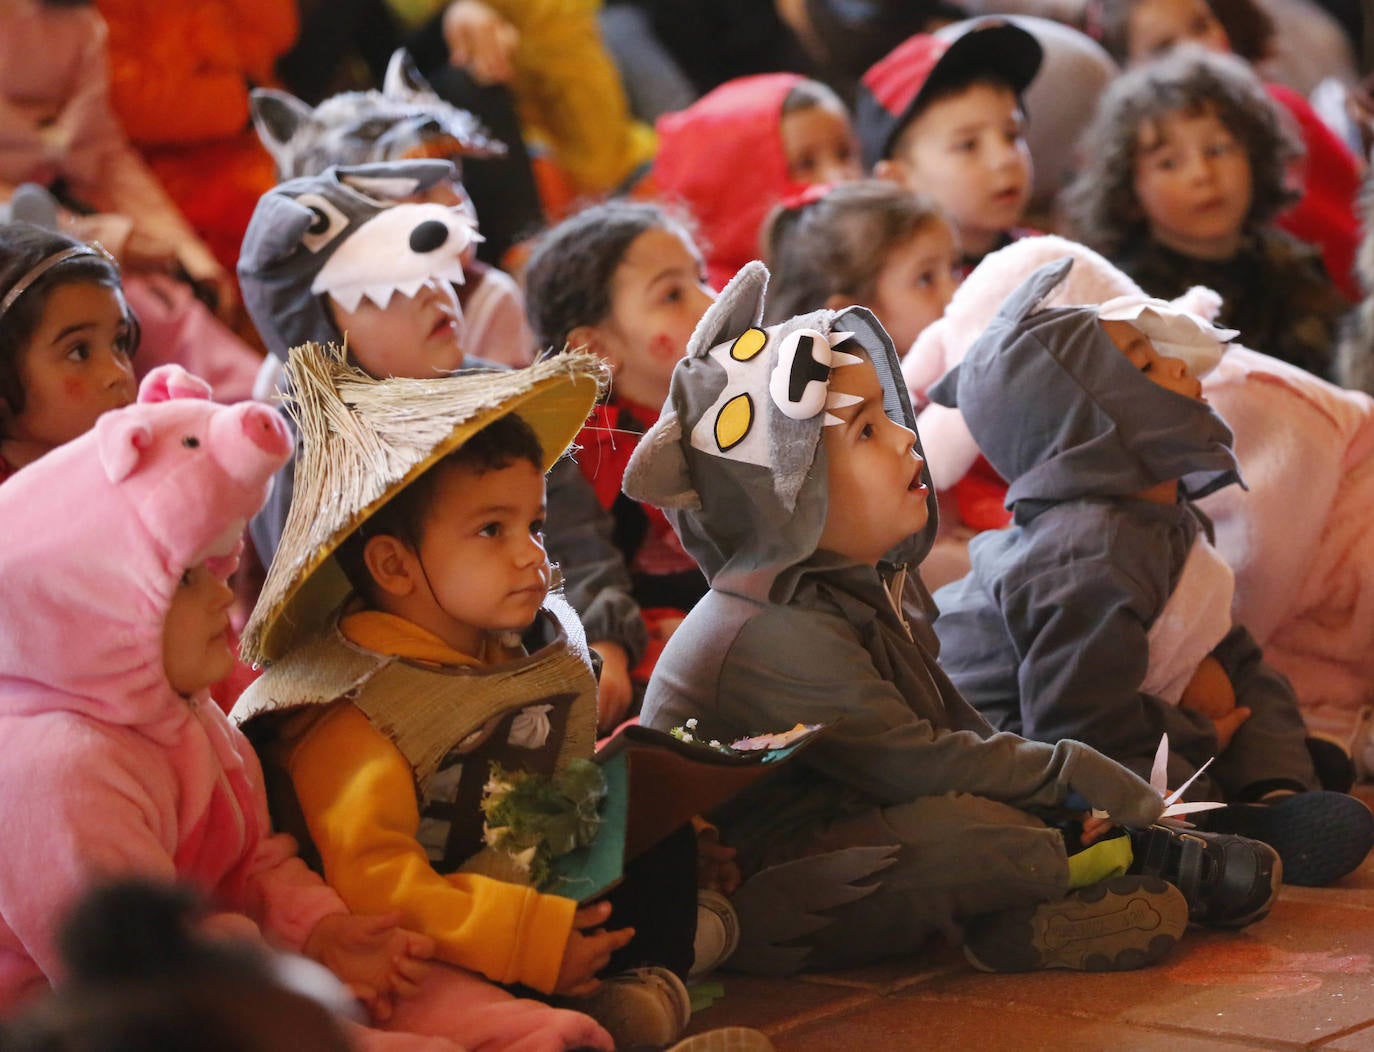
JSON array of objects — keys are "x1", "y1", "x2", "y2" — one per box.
[
  {"x1": 824, "y1": 292, "x2": 854, "y2": 311},
  {"x1": 873, "y1": 158, "x2": 909, "y2": 187},
  {"x1": 567, "y1": 325, "x2": 608, "y2": 363},
  {"x1": 363, "y1": 534, "x2": 419, "y2": 598}
]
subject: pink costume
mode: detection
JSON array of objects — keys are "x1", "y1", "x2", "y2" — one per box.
[
  {"x1": 0, "y1": 0, "x2": 260, "y2": 403},
  {"x1": 904, "y1": 234, "x2": 1374, "y2": 742},
  {"x1": 0, "y1": 365, "x2": 606, "y2": 1051}
]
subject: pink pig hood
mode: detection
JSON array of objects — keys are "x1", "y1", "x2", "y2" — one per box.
[{"x1": 0, "y1": 365, "x2": 290, "y2": 735}]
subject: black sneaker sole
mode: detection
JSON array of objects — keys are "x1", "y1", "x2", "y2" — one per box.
[
  {"x1": 1203, "y1": 792, "x2": 1374, "y2": 887},
  {"x1": 963, "y1": 875, "x2": 1188, "y2": 973}
]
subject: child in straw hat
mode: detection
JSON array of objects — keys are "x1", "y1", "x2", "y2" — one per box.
[
  {"x1": 237, "y1": 158, "x2": 648, "y2": 735},
  {"x1": 231, "y1": 347, "x2": 733, "y2": 1052}
]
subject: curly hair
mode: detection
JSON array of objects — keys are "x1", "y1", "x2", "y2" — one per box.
[
  {"x1": 523, "y1": 200, "x2": 700, "y2": 354},
  {"x1": 0, "y1": 222, "x2": 135, "y2": 429},
  {"x1": 761, "y1": 180, "x2": 951, "y2": 324},
  {"x1": 1061, "y1": 47, "x2": 1297, "y2": 258}
]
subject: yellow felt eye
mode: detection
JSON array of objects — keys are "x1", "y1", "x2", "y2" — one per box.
[
  {"x1": 715, "y1": 393, "x2": 754, "y2": 451},
  {"x1": 730, "y1": 328, "x2": 767, "y2": 361}
]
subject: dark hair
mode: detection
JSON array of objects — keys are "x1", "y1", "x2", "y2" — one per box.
[
  {"x1": 890, "y1": 75, "x2": 1027, "y2": 160},
  {"x1": 0, "y1": 880, "x2": 352, "y2": 1052},
  {"x1": 523, "y1": 200, "x2": 699, "y2": 353},
  {"x1": 0, "y1": 223, "x2": 137, "y2": 424},
  {"x1": 762, "y1": 180, "x2": 952, "y2": 322},
  {"x1": 1061, "y1": 47, "x2": 1296, "y2": 257},
  {"x1": 334, "y1": 412, "x2": 545, "y2": 602},
  {"x1": 1089, "y1": 0, "x2": 1273, "y2": 65}
]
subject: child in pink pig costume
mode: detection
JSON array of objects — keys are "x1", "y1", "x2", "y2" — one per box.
[
  {"x1": 0, "y1": 364, "x2": 612, "y2": 1051},
  {"x1": 902, "y1": 234, "x2": 1374, "y2": 756}
]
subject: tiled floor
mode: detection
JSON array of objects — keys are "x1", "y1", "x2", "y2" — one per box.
[{"x1": 685, "y1": 789, "x2": 1374, "y2": 1051}]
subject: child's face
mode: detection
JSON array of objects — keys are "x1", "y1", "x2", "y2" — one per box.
[
  {"x1": 329, "y1": 276, "x2": 465, "y2": 379},
  {"x1": 412, "y1": 457, "x2": 551, "y2": 653},
  {"x1": 815, "y1": 354, "x2": 929, "y2": 565},
  {"x1": 868, "y1": 220, "x2": 961, "y2": 355},
  {"x1": 882, "y1": 83, "x2": 1032, "y2": 258},
  {"x1": 1132, "y1": 106, "x2": 1252, "y2": 260},
  {"x1": 780, "y1": 99, "x2": 863, "y2": 185},
  {"x1": 1, "y1": 281, "x2": 136, "y2": 454},
  {"x1": 162, "y1": 563, "x2": 236, "y2": 696},
  {"x1": 586, "y1": 225, "x2": 714, "y2": 409},
  {"x1": 1126, "y1": 0, "x2": 1231, "y2": 64},
  {"x1": 1100, "y1": 318, "x2": 1204, "y2": 400}
]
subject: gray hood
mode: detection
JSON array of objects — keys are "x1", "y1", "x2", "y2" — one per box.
[
  {"x1": 622, "y1": 262, "x2": 938, "y2": 604},
  {"x1": 929, "y1": 258, "x2": 1241, "y2": 522},
  {"x1": 237, "y1": 159, "x2": 475, "y2": 361}
]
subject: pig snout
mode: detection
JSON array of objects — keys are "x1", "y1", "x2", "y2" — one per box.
[{"x1": 210, "y1": 403, "x2": 292, "y2": 484}]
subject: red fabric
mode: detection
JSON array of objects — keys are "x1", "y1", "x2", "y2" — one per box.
[
  {"x1": 953, "y1": 454, "x2": 1012, "y2": 531},
  {"x1": 862, "y1": 34, "x2": 953, "y2": 121},
  {"x1": 1266, "y1": 82, "x2": 1361, "y2": 302},
  {"x1": 653, "y1": 73, "x2": 812, "y2": 290}
]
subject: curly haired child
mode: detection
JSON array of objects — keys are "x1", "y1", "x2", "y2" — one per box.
[{"x1": 1063, "y1": 47, "x2": 1349, "y2": 379}]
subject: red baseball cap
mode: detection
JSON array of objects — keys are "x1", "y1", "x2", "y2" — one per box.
[{"x1": 855, "y1": 19, "x2": 1043, "y2": 170}]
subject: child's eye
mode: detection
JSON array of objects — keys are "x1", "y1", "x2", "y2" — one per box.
[
  {"x1": 914, "y1": 269, "x2": 935, "y2": 289},
  {"x1": 530, "y1": 519, "x2": 546, "y2": 538},
  {"x1": 1204, "y1": 140, "x2": 1236, "y2": 158},
  {"x1": 662, "y1": 285, "x2": 683, "y2": 304},
  {"x1": 64, "y1": 341, "x2": 91, "y2": 363},
  {"x1": 478, "y1": 522, "x2": 502, "y2": 538},
  {"x1": 954, "y1": 138, "x2": 977, "y2": 153}
]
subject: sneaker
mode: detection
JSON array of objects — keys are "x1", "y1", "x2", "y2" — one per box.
[
  {"x1": 573, "y1": 966, "x2": 692, "y2": 1049},
  {"x1": 1197, "y1": 791, "x2": 1374, "y2": 887},
  {"x1": 665, "y1": 1028, "x2": 776, "y2": 1052},
  {"x1": 689, "y1": 890, "x2": 741, "y2": 979},
  {"x1": 962, "y1": 875, "x2": 1187, "y2": 973},
  {"x1": 1307, "y1": 734, "x2": 1357, "y2": 793},
  {"x1": 1127, "y1": 824, "x2": 1280, "y2": 928}
]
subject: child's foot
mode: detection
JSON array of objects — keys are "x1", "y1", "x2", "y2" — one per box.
[
  {"x1": 689, "y1": 890, "x2": 741, "y2": 979},
  {"x1": 1351, "y1": 705, "x2": 1374, "y2": 784},
  {"x1": 572, "y1": 965, "x2": 692, "y2": 1049},
  {"x1": 1197, "y1": 791, "x2": 1374, "y2": 887},
  {"x1": 962, "y1": 875, "x2": 1187, "y2": 973},
  {"x1": 663, "y1": 1027, "x2": 776, "y2": 1051},
  {"x1": 1127, "y1": 825, "x2": 1280, "y2": 927},
  {"x1": 1307, "y1": 735, "x2": 1357, "y2": 793}
]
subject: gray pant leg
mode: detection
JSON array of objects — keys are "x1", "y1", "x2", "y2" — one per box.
[
  {"x1": 597, "y1": 6, "x2": 697, "y2": 123},
  {"x1": 732, "y1": 793, "x2": 1071, "y2": 974}
]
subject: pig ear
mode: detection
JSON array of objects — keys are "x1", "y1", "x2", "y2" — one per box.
[
  {"x1": 95, "y1": 410, "x2": 153, "y2": 483},
  {"x1": 139, "y1": 365, "x2": 213, "y2": 404}
]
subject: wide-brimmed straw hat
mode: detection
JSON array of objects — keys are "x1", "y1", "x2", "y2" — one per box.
[{"x1": 242, "y1": 342, "x2": 608, "y2": 664}]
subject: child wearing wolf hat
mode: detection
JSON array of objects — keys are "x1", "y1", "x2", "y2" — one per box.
[
  {"x1": 238, "y1": 159, "x2": 649, "y2": 728},
  {"x1": 231, "y1": 348, "x2": 751, "y2": 1051},
  {"x1": 623, "y1": 261, "x2": 1284, "y2": 976}
]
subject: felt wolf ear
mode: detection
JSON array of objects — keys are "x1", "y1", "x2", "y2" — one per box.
[
  {"x1": 250, "y1": 88, "x2": 315, "y2": 165},
  {"x1": 998, "y1": 255, "x2": 1075, "y2": 324},
  {"x1": 383, "y1": 48, "x2": 433, "y2": 97},
  {"x1": 622, "y1": 412, "x2": 700, "y2": 510},
  {"x1": 686, "y1": 262, "x2": 769, "y2": 360},
  {"x1": 236, "y1": 190, "x2": 320, "y2": 272}
]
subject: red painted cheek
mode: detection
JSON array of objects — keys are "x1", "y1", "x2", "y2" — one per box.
[{"x1": 62, "y1": 377, "x2": 89, "y2": 402}]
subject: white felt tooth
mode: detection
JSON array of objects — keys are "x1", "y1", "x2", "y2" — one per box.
[
  {"x1": 362, "y1": 283, "x2": 398, "y2": 309},
  {"x1": 438, "y1": 260, "x2": 469, "y2": 287},
  {"x1": 395, "y1": 277, "x2": 426, "y2": 299},
  {"x1": 825, "y1": 391, "x2": 863, "y2": 410},
  {"x1": 829, "y1": 349, "x2": 864, "y2": 368},
  {"x1": 822, "y1": 412, "x2": 844, "y2": 427},
  {"x1": 828, "y1": 331, "x2": 855, "y2": 346},
  {"x1": 327, "y1": 286, "x2": 365, "y2": 313}
]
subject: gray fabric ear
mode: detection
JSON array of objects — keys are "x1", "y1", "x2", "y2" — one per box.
[
  {"x1": 622, "y1": 413, "x2": 701, "y2": 510},
  {"x1": 250, "y1": 88, "x2": 314, "y2": 166},
  {"x1": 927, "y1": 363, "x2": 961, "y2": 408},
  {"x1": 235, "y1": 192, "x2": 317, "y2": 273},
  {"x1": 686, "y1": 261, "x2": 769, "y2": 360},
  {"x1": 998, "y1": 256, "x2": 1075, "y2": 325},
  {"x1": 383, "y1": 48, "x2": 432, "y2": 96}
]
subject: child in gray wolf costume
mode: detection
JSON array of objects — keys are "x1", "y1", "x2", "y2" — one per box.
[
  {"x1": 624, "y1": 262, "x2": 1219, "y2": 976},
  {"x1": 931, "y1": 257, "x2": 1374, "y2": 888}
]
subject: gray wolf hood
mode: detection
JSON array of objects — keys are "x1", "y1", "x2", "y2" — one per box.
[{"x1": 622, "y1": 261, "x2": 938, "y2": 603}]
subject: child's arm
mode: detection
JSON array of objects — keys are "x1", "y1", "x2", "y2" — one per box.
[{"x1": 288, "y1": 703, "x2": 583, "y2": 995}]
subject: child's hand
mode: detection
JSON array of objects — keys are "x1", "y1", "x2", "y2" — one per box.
[
  {"x1": 696, "y1": 826, "x2": 741, "y2": 894},
  {"x1": 1210, "y1": 706, "x2": 1251, "y2": 753},
  {"x1": 590, "y1": 640, "x2": 633, "y2": 735},
  {"x1": 553, "y1": 901, "x2": 635, "y2": 997},
  {"x1": 1079, "y1": 812, "x2": 1116, "y2": 845},
  {"x1": 1179, "y1": 656, "x2": 1236, "y2": 720},
  {"x1": 442, "y1": 0, "x2": 519, "y2": 84},
  {"x1": 303, "y1": 912, "x2": 435, "y2": 1023}
]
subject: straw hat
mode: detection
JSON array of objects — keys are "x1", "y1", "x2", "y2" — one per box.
[{"x1": 242, "y1": 343, "x2": 608, "y2": 664}]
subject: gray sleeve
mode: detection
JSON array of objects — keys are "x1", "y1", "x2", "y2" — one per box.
[
  {"x1": 544, "y1": 455, "x2": 648, "y2": 665},
  {"x1": 1003, "y1": 559, "x2": 1218, "y2": 780},
  {"x1": 711, "y1": 610, "x2": 1163, "y2": 827},
  {"x1": 248, "y1": 429, "x2": 296, "y2": 568}
]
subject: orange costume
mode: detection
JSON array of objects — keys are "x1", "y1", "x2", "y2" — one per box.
[{"x1": 95, "y1": 0, "x2": 298, "y2": 274}]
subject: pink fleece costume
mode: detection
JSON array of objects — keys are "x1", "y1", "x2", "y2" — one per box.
[
  {"x1": 0, "y1": 0, "x2": 261, "y2": 404},
  {"x1": 653, "y1": 73, "x2": 813, "y2": 291},
  {"x1": 904, "y1": 234, "x2": 1374, "y2": 742}
]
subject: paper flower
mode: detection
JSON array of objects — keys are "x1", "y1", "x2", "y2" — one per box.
[{"x1": 480, "y1": 759, "x2": 607, "y2": 887}]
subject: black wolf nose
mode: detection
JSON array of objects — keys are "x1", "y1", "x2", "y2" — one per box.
[{"x1": 409, "y1": 220, "x2": 449, "y2": 253}]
